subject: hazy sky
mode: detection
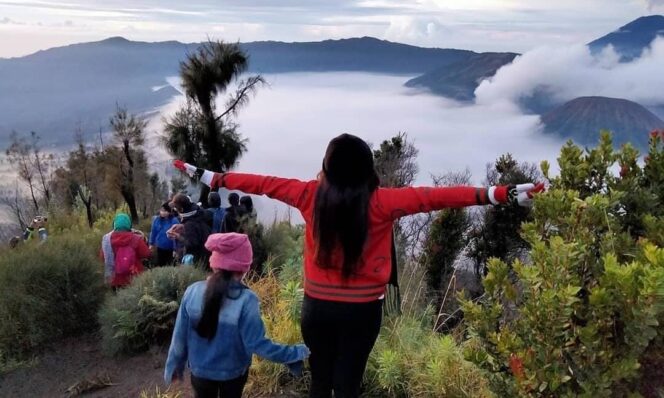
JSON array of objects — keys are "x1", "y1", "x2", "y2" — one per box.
[{"x1": 1, "y1": 0, "x2": 663, "y2": 58}]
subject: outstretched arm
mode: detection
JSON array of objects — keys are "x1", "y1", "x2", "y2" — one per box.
[
  {"x1": 239, "y1": 294, "x2": 310, "y2": 365},
  {"x1": 375, "y1": 183, "x2": 544, "y2": 220},
  {"x1": 173, "y1": 160, "x2": 316, "y2": 210}
]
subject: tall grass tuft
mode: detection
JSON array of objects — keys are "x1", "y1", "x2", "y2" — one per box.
[{"x1": 365, "y1": 316, "x2": 493, "y2": 397}]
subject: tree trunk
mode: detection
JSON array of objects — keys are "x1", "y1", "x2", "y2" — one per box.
[
  {"x1": 28, "y1": 180, "x2": 39, "y2": 213},
  {"x1": 121, "y1": 188, "x2": 140, "y2": 224},
  {"x1": 78, "y1": 188, "x2": 94, "y2": 228},
  {"x1": 120, "y1": 148, "x2": 138, "y2": 223},
  {"x1": 199, "y1": 111, "x2": 218, "y2": 209}
]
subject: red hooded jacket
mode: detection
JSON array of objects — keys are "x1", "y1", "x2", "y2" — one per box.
[
  {"x1": 100, "y1": 231, "x2": 151, "y2": 287},
  {"x1": 209, "y1": 172, "x2": 508, "y2": 303}
]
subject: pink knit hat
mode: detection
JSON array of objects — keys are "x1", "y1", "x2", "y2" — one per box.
[{"x1": 205, "y1": 233, "x2": 253, "y2": 272}]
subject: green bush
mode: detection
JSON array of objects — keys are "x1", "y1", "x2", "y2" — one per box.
[
  {"x1": 462, "y1": 132, "x2": 664, "y2": 397},
  {"x1": 0, "y1": 233, "x2": 104, "y2": 368},
  {"x1": 261, "y1": 221, "x2": 304, "y2": 273},
  {"x1": 99, "y1": 266, "x2": 206, "y2": 356}
]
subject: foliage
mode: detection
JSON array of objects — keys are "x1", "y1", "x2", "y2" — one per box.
[
  {"x1": 420, "y1": 208, "x2": 470, "y2": 330},
  {"x1": 246, "y1": 251, "x2": 491, "y2": 398},
  {"x1": 0, "y1": 233, "x2": 104, "y2": 368},
  {"x1": 166, "y1": 40, "x2": 264, "y2": 205},
  {"x1": 261, "y1": 221, "x2": 304, "y2": 274},
  {"x1": 245, "y1": 270, "x2": 306, "y2": 395},
  {"x1": 4, "y1": 131, "x2": 55, "y2": 222},
  {"x1": 49, "y1": 115, "x2": 167, "y2": 228},
  {"x1": 364, "y1": 316, "x2": 493, "y2": 397},
  {"x1": 99, "y1": 266, "x2": 206, "y2": 356},
  {"x1": 462, "y1": 132, "x2": 664, "y2": 397},
  {"x1": 373, "y1": 132, "x2": 419, "y2": 188},
  {"x1": 238, "y1": 213, "x2": 268, "y2": 275},
  {"x1": 467, "y1": 154, "x2": 541, "y2": 278},
  {"x1": 109, "y1": 106, "x2": 149, "y2": 222}
]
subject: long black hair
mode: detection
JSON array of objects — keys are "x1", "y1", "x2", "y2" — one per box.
[
  {"x1": 196, "y1": 269, "x2": 234, "y2": 340},
  {"x1": 313, "y1": 134, "x2": 380, "y2": 279}
]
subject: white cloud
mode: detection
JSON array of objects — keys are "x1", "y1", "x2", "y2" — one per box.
[
  {"x1": 475, "y1": 37, "x2": 664, "y2": 108},
  {"x1": 0, "y1": 16, "x2": 25, "y2": 25},
  {"x1": 642, "y1": 0, "x2": 664, "y2": 11}
]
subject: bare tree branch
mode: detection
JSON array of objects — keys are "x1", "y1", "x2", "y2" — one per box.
[{"x1": 216, "y1": 75, "x2": 266, "y2": 121}]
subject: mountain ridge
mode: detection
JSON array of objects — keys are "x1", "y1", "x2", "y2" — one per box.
[{"x1": 541, "y1": 96, "x2": 664, "y2": 147}]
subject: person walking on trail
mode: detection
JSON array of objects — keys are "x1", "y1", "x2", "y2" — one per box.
[
  {"x1": 174, "y1": 133, "x2": 544, "y2": 398},
  {"x1": 239, "y1": 196, "x2": 257, "y2": 223},
  {"x1": 221, "y1": 193, "x2": 243, "y2": 233},
  {"x1": 149, "y1": 202, "x2": 179, "y2": 266},
  {"x1": 167, "y1": 193, "x2": 211, "y2": 266},
  {"x1": 206, "y1": 192, "x2": 226, "y2": 234},
  {"x1": 23, "y1": 215, "x2": 48, "y2": 242},
  {"x1": 100, "y1": 213, "x2": 151, "y2": 289},
  {"x1": 164, "y1": 233, "x2": 310, "y2": 398}
]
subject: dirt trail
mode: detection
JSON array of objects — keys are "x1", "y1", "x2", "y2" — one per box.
[
  {"x1": 0, "y1": 334, "x2": 301, "y2": 397},
  {"x1": 0, "y1": 334, "x2": 183, "y2": 397}
]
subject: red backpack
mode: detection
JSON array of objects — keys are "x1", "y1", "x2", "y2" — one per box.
[{"x1": 115, "y1": 243, "x2": 137, "y2": 276}]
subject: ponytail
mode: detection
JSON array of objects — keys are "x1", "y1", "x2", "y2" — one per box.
[{"x1": 196, "y1": 270, "x2": 233, "y2": 340}]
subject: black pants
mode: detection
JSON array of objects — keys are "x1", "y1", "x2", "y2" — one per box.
[
  {"x1": 190, "y1": 372, "x2": 248, "y2": 398},
  {"x1": 155, "y1": 248, "x2": 173, "y2": 267},
  {"x1": 301, "y1": 295, "x2": 383, "y2": 398}
]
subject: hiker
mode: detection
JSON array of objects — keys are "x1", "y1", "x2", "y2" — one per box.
[
  {"x1": 23, "y1": 215, "x2": 48, "y2": 242},
  {"x1": 164, "y1": 233, "x2": 310, "y2": 398},
  {"x1": 206, "y1": 192, "x2": 226, "y2": 234},
  {"x1": 100, "y1": 213, "x2": 151, "y2": 289},
  {"x1": 239, "y1": 196, "x2": 257, "y2": 223},
  {"x1": 167, "y1": 193, "x2": 211, "y2": 265},
  {"x1": 221, "y1": 193, "x2": 242, "y2": 233},
  {"x1": 173, "y1": 133, "x2": 544, "y2": 398},
  {"x1": 149, "y1": 202, "x2": 179, "y2": 266}
]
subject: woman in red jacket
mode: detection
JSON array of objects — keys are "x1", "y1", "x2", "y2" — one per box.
[{"x1": 174, "y1": 134, "x2": 542, "y2": 398}]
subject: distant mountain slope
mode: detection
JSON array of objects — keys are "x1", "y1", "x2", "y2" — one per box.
[
  {"x1": 243, "y1": 37, "x2": 473, "y2": 74},
  {"x1": 408, "y1": 15, "x2": 664, "y2": 104},
  {"x1": 588, "y1": 15, "x2": 664, "y2": 60},
  {"x1": 404, "y1": 52, "x2": 518, "y2": 101},
  {"x1": 0, "y1": 37, "x2": 474, "y2": 147},
  {"x1": 541, "y1": 96, "x2": 664, "y2": 147}
]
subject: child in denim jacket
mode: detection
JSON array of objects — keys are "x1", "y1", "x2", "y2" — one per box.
[{"x1": 164, "y1": 233, "x2": 309, "y2": 398}]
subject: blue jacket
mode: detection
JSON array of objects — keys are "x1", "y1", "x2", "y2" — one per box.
[
  {"x1": 149, "y1": 215, "x2": 179, "y2": 250},
  {"x1": 164, "y1": 281, "x2": 309, "y2": 384},
  {"x1": 207, "y1": 207, "x2": 226, "y2": 234}
]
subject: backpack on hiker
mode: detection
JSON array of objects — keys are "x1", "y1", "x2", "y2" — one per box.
[{"x1": 115, "y1": 244, "x2": 137, "y2": 276}]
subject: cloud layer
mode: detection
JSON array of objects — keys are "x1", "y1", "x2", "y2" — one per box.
[{"x1": 475, "y1": 37, "x2": 664, "y2": 108}]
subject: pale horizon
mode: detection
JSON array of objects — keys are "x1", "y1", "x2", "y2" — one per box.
[{"x1": 1, "y1": 0, "x2": 663, "y2": 58}]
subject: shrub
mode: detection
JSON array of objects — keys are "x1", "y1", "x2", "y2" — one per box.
[
  {"x1": 0, "y1": 233, "x2": 104, "y2": 368},
  {"x1": 99, "y1": 266, "x2": 206, "y2": 356},
  {"x1": 261, "y1": 221, "x2": 304, "y2": 273},
  {"x1": 462, "y1": 133, "x2": 664, "y2": 397}
]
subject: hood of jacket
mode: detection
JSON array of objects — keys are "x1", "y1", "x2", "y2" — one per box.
[{"x1": 111, "y1": 231, "x2": 140, "y2": 247}]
